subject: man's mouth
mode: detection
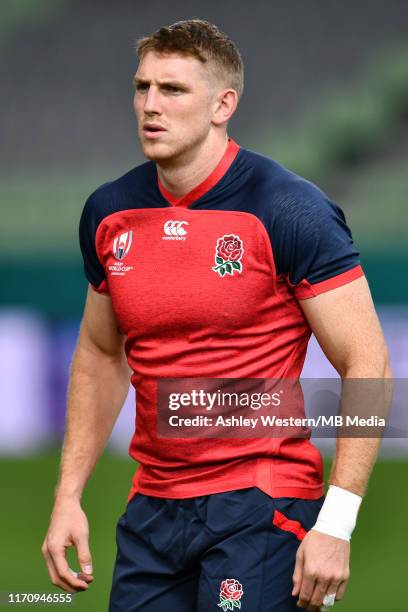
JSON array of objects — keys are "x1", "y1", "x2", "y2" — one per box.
[{"x1": 143, "y1": 124, "x2": 166, "y2": 138}]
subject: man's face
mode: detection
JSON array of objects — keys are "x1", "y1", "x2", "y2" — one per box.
[{"x1": 133, "y1": 51, "x2": 218, "y2": 163}]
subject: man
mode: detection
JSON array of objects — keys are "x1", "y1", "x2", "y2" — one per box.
[{"x1": 42, "y1": 19, "x2": 391, "y2": 612}]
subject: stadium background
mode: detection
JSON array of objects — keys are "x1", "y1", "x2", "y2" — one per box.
[{"x1": 1, "y1": 0, "x2": 407, "y2": 609}]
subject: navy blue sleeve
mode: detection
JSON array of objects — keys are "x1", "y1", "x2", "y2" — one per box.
[
  {"x1": 79, "y1": 190, "x2": 107, "y2": 291},
  {"x1": 270, "y1": 180, "x2": 362, "y2": 296}
]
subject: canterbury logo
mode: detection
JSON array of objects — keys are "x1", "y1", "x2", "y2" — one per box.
[{"x1": 162, "y1": 220, "x2": 189, "y2": 241}]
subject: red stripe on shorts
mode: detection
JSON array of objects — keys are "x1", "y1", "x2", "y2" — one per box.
[{"x1": 273, "y1": 510, "x2": 307, "y2": 541}]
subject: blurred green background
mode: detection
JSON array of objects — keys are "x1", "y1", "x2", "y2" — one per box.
[
  {"x1": 1, "y1": 455, "x2": 406, "y2": 610},
  {"x1": 1, "y1": 1, "x2": 407, "y2": 610}
]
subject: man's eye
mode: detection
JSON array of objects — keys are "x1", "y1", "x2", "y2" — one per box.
[
  {"x1": 136, "y1": 84, "x2": 149, "y2": 92},
  {"x1": 163, "y1": 86, "x2": 182, "y2": 94}
]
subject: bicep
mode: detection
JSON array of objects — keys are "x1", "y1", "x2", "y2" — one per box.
[
  {"x1": 299, "y1": 276, "x2": 390, "y2": 376},
  {"x1": 79, "y1": 285, "x2": 126, "y2": 359}
]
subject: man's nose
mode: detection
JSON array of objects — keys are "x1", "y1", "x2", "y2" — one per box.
[{"x1": 144, "y1": 86, "x2": 161, "y2": 114}]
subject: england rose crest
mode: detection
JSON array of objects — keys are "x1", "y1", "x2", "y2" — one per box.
[
  {"x1": 218, "y1": 578, "x2": 244, "y2": 610},
  {"x1": 212, "y1": 234, "x2": 244, "y2": 277}
]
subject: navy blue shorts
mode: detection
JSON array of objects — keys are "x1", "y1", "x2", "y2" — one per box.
[{"x1": 109, "y1": 488, "x2": 324, "y2": 612}]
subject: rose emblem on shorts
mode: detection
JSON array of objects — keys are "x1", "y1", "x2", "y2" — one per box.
[
  {"x1": 212, "y1": 234, "x2": 244, "y2": 277},
  {"x1": 218, "y1": 578, "x2": 244, "y2": 610}
]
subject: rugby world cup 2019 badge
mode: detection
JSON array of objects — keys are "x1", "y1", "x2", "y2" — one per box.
[
  {"x1": 113, "y1": 231, "x2": 132, "y2": 260},
  {"x1": 218, "y1": 579, "x2": 244, "y2": 610},
  {"x1": 109, "y1": 231, "x2": 134, "y2": 276},
  {"x1": 212, "y1": 234, "x2": 243, "y2": 277}
]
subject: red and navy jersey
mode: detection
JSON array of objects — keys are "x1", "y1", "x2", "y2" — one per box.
[{"x1": 79, "y1": 138, "x2": 363, "y2": 501}]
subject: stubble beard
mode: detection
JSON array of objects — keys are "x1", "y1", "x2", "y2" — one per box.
[{"x1": 140, "y1": 127, "x2": 210, "y2": 168}]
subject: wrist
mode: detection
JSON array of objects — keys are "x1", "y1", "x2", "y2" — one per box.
[
  {"x1": 312, "y1": 485, "x2": 362, "y2": 542},
  {"x1": 54, "y1": 485, "x2": 83, "y2": 504}
]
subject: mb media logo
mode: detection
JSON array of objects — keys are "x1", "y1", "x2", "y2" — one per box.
[{"x1": 163, "y1": 220, "x2": 189, "y2": 241}]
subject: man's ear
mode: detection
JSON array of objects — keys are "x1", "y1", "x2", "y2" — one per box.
[{"x1": 211, "y1": 89, "x2": 239, "y2": 126}]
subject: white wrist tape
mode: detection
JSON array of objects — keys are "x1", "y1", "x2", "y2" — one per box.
[{"x1": 312, "y1": 485, "x2": 362, "y2": 542}]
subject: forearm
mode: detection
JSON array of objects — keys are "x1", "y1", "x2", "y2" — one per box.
[
  {"x1": 329, "y1": 361, "x2": 393, "y2": 496},
  {"x1": 55, "y1": 342, "x2": 130, "y2": 502},
  {"x1": 312, "y1": 360, "x2": 392, "y2": 541},
  {"x1": 329, "y1": 437, "x2": 380, "y2": 496}
]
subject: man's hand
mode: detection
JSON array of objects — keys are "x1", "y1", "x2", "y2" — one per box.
[
  {"x1": 41, "y1": 288, "x2": 130, "y2": 592},
  {"x1": 292, "y1": 530, "x2": 350, "y2": 611},
  {"x1": 41, "y1": 497, "x2": 94, "y2": 593}
]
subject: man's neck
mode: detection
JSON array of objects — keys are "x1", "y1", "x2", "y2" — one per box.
[{"x1": 156, "y1": 133, "x2": 229, "y2": 199}]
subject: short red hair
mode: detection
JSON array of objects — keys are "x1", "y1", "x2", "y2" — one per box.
[{"x1": 136, "y1": 19, "x2": 244, "y2": 98}]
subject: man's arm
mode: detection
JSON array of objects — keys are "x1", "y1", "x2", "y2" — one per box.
[
  {"x1": 42, "y1": 286, "x2": 131, "y2": 592},
  {"x1": 292, "y1": 275, "x2": 392, "y2": 610}
]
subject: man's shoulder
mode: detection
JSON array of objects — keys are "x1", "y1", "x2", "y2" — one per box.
[
  {"x1": 239, "y1": 146, "x2": 331, "y2": 217},
  {"x1": 87, "y1": 161, "x2": 157, "y2": 206},
  {"x1": 80, "y1": 160, "x2": 159, "y2": 228}
]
